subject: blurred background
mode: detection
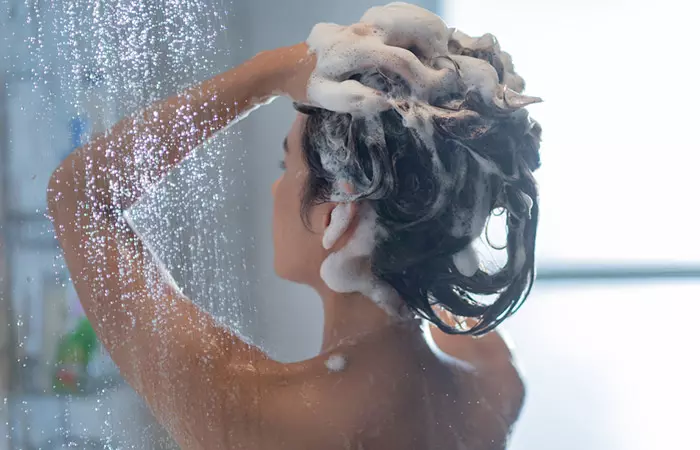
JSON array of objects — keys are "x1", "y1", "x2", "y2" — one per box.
[{"x1": 1, "y1": 0, "x2": 698, "y2": 448}]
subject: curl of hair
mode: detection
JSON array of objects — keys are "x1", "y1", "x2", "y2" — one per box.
[{"x1": 295, "y1": 65, "x2": 542, "y2": 336}]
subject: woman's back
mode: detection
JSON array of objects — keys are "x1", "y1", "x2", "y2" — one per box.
[{"x1": 258, "y1": 321, "x2": 524, "y2": 450}]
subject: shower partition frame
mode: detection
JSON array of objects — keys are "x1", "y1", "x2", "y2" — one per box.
[{"x1": 0, "y1": 72, "x2": 16, "y2": 450}]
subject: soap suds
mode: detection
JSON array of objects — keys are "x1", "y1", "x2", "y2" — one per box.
[
  {"x1": 321, "y1": 203, "x2": 409, "y2": 318},
  {"x1": 307, "y1": 2, "x2": 540, "y2": 315},
  {"x1": 325, "y1": 354, "x2": 347, "y2": 372},
  {"x1": 452, "y1": 243, "x2": 480, "y2": 277},
  {"x1": 306, "y1": 2, "x2": 540, "y2": 116}
]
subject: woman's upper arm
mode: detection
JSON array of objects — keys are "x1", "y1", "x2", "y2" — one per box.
[{"x1": 46, "y1": 174, "x2": 276, "y2": 448}]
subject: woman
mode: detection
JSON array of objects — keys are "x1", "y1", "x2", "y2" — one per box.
[{"x1": 47, "y1": 4, "x2": 541, "y2": 449}]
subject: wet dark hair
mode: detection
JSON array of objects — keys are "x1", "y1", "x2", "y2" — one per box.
[{"x1": 294, "y1": 69, "x2": 542, "y2": 336}]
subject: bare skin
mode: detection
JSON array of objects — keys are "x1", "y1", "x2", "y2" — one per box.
[{"x1": 47, "y1": 43, "x2": 525, "y2": 449}]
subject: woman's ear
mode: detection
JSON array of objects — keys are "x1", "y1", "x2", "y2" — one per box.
[{"x1": 322, "y1": 202, "x2": 359, "y2": 250}]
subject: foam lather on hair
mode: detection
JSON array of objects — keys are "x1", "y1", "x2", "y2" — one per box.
[{"x1": 306, "y1": 2, "x2": 541, "y2": 115}]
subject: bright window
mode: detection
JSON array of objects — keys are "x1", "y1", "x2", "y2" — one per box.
[{"x1": 443, "y1": 0, "x2": 700, "y2": 267}]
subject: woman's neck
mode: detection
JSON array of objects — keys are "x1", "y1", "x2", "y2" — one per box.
[{"x1": 317, "y1": 287, "x2": 418, "y2": 353}]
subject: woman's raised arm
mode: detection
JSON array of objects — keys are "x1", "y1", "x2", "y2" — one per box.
[{"x1": 46, "y1": 44, "x2": 314, "y2": 449}]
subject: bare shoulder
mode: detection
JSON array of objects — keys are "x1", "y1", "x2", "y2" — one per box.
[
  {"x1": 430, "y1": 324, "x2": 519, "y2": 370},
  {"x1": 429, "y1": 325, "x2": 526, "y2": 426}
]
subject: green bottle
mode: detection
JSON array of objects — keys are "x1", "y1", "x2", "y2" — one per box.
[{"x1": 52, "y1": 316, "x2": 98, "y2": 394}]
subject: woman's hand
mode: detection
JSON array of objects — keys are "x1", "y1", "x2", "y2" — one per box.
[{"x1": 272, "y1": 42, "x2": 317, "y2": 103}]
